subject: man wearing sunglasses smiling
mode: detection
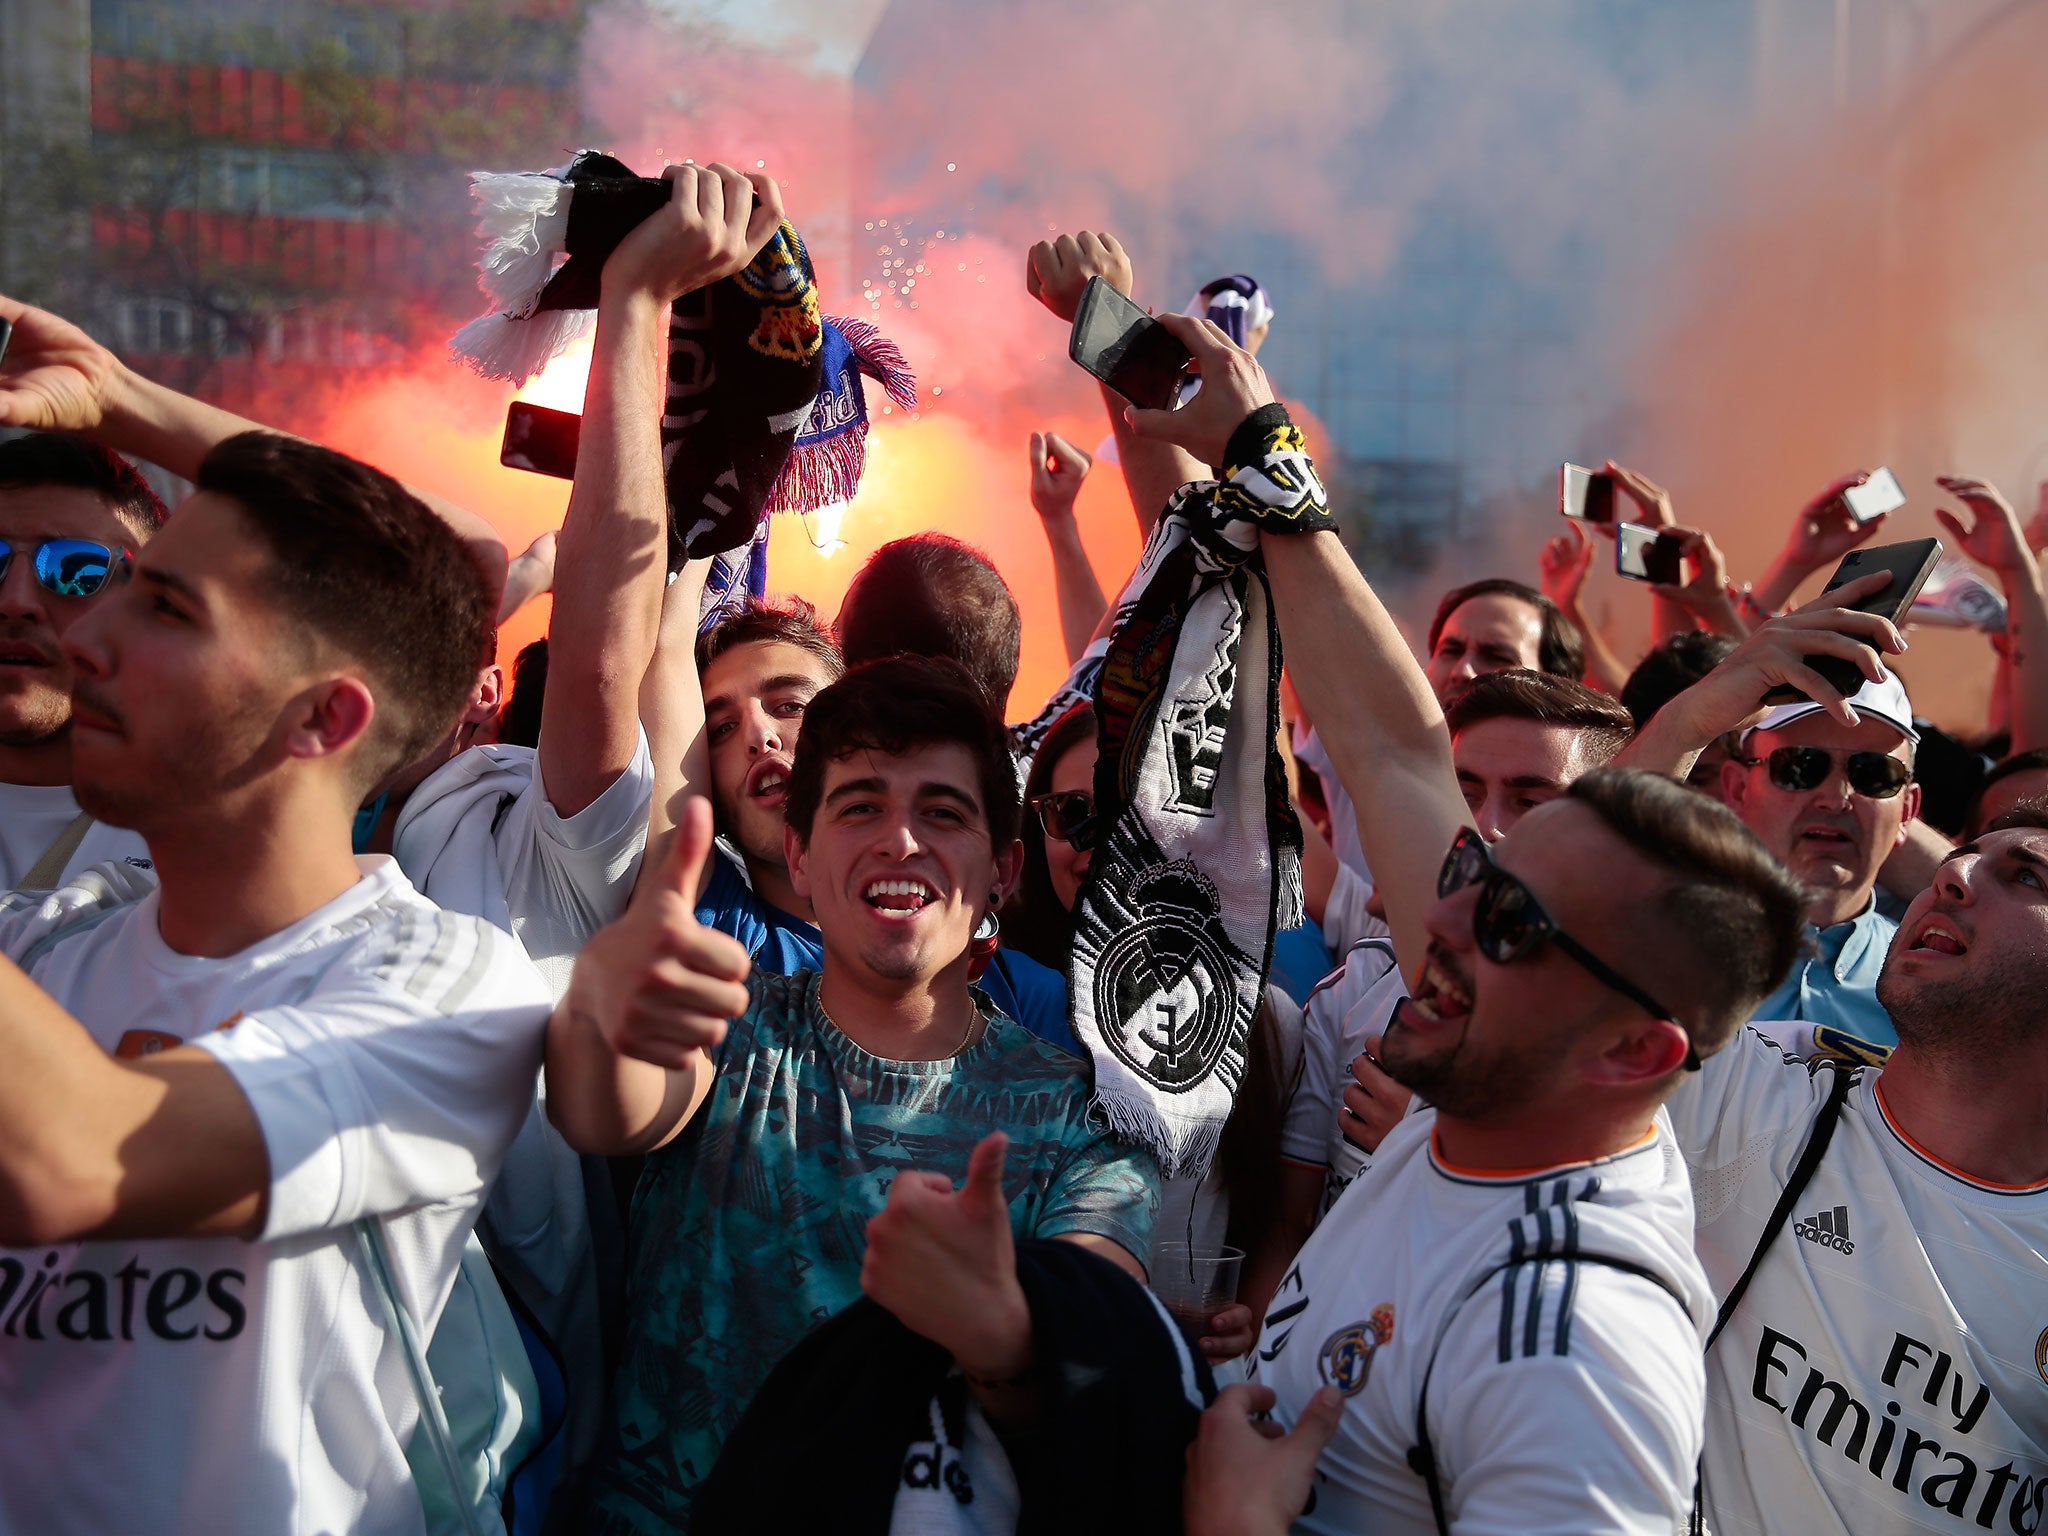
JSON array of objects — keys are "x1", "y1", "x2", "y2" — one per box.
[
  {"x1": 1125, "y1": 312, "x2": 1813, "y2": 1533},
  {"x1": 0, "y1": 435, "x2": 165, "y2": 889}
]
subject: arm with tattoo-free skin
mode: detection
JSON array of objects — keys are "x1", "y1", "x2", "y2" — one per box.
[
  {"x1": 0, "y1": 294, "x2": 511, "y2": 600},
  {"x1": 1124, "y1": 313, "x2": 1469, "y2": 976}
]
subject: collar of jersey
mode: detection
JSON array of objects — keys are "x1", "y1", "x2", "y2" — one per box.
[
  {"x1": 1873, "y1": 1079, "x2": 2048, "y2": 1194},
  {"x1": 1428, "y1": 1121, "x2": 1659, "y2": 1184}
]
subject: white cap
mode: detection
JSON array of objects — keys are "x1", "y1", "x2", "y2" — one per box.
[{"x1": 1740, "y1": 670, "x2": 1918, "y2": 748}]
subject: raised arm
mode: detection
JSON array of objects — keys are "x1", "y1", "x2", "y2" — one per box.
[
  {"x1": 544, "y1": 797, "x2": 751, "y2": 1156},
  {"x1": 0, "y1": 955, "x2": 267, "y2": 1245},
  {"x1": 1029, "y1": 431, "x2": 1110, "y2": 662},
  {"x1": 1538, "y1": 521, "x2": 1632, "y2": 693},
  {"x1": 540, "y1": 163, "x2": 784, "y2": 818},
  {"x1": 1025, "y1": 231, "x2": 1207, "y2": 534},
  {"x1": 0, "y1": 294, "x2": 511, "y2": 599},
  {"x1": 1613, "y1": 576, "x2": 1905, "y2": 778},
  {"x1": 1933, "y1": 475, "x2": 2048, "y2": 755},
  {"x1": 1751, "y1": 472, "x2": 1884, "y2": 616},
  {"x1": 632, "y1": 558, "x2": 711, "y2": 899},
  {"x1": 1126, "y1": 314, "x2": 1470, "y2": 976}
]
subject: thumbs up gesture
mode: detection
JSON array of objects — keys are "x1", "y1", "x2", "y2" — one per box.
[
  {"x1": 562, "y1": 796, "x2": 752, "y2": 1069},
  {"x1": 862, "y1": 1132, "x2": 1033, "y2": 1383}
]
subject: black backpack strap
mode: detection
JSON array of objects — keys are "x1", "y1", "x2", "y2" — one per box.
[
  {"x1": 1405, "y1": 1252, "x2": 1694, "y2": 1536},
  {"x1": 1681, "y1": 1062, "x2": 1856, "y2": 1536},
  {"x1": 1705, "y1": 1062, "x2": 1855, "y2": 1351}
]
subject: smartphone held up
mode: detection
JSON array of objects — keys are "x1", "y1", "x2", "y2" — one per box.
[
  {"x1": 1068, "y1": 276, "x2": 1193, "y2": 413},
  {"x1": 1841, "y1": 467, "x2": 1906, "y2": 525},
  {"x1": 1614, "y1": 523, "x2": 1686, "y2": 585},
  {"x1": 1761, "y1": 538, "x2": 1944, "y2": 705},
  {"x1": 501, "y1": 401, "x2": 581, "y2": 480},
  {"x1": 1559, "y1": 462, "x2": 1616, "y2": 525}
]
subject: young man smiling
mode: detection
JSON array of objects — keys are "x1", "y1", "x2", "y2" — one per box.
[
  {"x1": 0, "y1": 429, "x2": 550, "y2": 1536},
  {"x1": 547, "y1": 655, "x2": 1157, "y2": 1534}
]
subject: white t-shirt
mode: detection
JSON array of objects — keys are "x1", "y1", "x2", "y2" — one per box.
[
  {"x1": 1294, "y1": 724, "x2": 1373, "y2": 887},
  {"x1": 1666, "y1": 1028, "x2": 2048, "y2": 1535},
  {"x1": 1281, "y1": 939, "x2": 1408, "y2": 1208},
  {"x1": 0, "y1": 780, "x2": 150, "y2": 890},
  {"x1": 392, "y1": 731, "x2": 653, "y2": 1003},
  {"x1": 1251, "y1": 1110, "x2": 1711, "y2": 1535},
  {"x1": 0, "y1": 857, "x2": 551, "y2": 1536}
]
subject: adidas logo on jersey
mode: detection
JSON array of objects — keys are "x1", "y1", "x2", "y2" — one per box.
[{"x1": 1794, "y1": 1205, "x2": 1855, "y2": 1255}]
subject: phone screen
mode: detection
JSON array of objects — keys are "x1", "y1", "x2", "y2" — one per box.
[
  {"x1": 501, "y1": 401, "x2": 581, "y2": 480},
  {"x1": 1761, "y1": 537, "x2": 1944, "y2": 704},
  {"x1": 1615, "y1": 524, "x2": 1682, "y2": 584},
  {"x1": 1842, "y1": 467, "x2": 1906, "y2": 524},
  {"x1": 1560, "y1": 463, "x2": 1615, "y2": 524},
  {"x1": 1069, "y1": 277, "x2": 1192, "y2": 412}
]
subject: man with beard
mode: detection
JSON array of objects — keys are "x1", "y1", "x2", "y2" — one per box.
[
  {"x1": 1576, "y1": 578, "x2": 2048, "y2": 1534},
  {"x1": 545, "y1": 656, "x2": 1157, "y2": 1533},
  {"x1": 1120, "y1": 312, "x2": 1811, "y2": 1532},
  {"x1": 1660, "y1": 807, "x2": 2048, "y2": 1535},
  {"x1": 0, "y1": 436, "x2": 165, "y2": 886}
]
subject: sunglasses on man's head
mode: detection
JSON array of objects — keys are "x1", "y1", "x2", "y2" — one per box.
[
  {"x1": 1740, "y1": 746, "x2": 1910, "y2": 800},
  {"x1": 0, "y1": 538, "x2": 129, "y2": 599},
  {"x1": 1437, "y1": 827, "x2": 1699, "y2": 1072},
  {"x1": 1030, "y1": 789, "x2": 1099, "y2": 851}
]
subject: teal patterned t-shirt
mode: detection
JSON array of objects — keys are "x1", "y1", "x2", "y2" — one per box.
[{"x1": 587, "y1": 970, "x2": 1160, "y2": 1535}]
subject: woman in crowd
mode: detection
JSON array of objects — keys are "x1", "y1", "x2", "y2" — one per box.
[{"x1": 1006, "y1": 704, "x2": 1303, "y2": 1375}]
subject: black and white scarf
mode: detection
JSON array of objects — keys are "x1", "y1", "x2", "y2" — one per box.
[{"x1": 1072, "y1": 404, "x2": 1333, "y2": 1176}]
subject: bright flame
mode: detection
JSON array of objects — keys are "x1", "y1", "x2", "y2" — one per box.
[{"x1": 515, "y1": 333, "x2": 595, "y2": 415}]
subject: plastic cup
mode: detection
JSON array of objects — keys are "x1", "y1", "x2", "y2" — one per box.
[{"x1": 1152, "y1": 1242, "x2": 1244, "y2": 1334}]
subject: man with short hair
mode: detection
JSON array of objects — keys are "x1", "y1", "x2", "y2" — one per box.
[
  {"x1": 1591, "y1": 587, "x2": 2048, "y2": 1534},
  {"x1": 0, "y1": 433, "x2": 165, "y2": 886},
  {"x1": 1298, "y1": 576, "x2": 1589, "y2": 901},
  {"x1": 1966, "y1": 747, "x2": 2048, "y2": 836},
  {"x1": 837, "y1": 531, "x2": 1024, "y2": 716},
  {"x1": 546, "y1": 655, "x2": 1158, "y2": 1533},
  {"x1": 1124, "y1": 311, "x2": 1807, "y2": 1532},
  {"x1": 662, "y1": 583, "x2": 1077, "y2": 1049},
  {"x1": 1720, "y1": 672, "x2": 1921, "y2": 1050},
  {"x1": 1270, "y1": 669, "x2": 1639, "y2": 1274},
  {"x1": 0, "y1": 422, "x2": 551, "y2": 1535}
]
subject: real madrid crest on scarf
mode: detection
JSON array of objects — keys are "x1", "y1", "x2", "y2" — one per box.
[{"x1": 1070, "y1": 404, "x2": 1334, "y2": 1176}]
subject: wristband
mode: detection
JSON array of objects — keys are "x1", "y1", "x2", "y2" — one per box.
[{"x1": 1222, "y1": 402, "x2": 1294, "y2": 474}]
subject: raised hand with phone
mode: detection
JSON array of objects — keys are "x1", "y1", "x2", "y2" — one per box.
[
  {"x1": 1751, "y1": 470, "x2": 1894, "y2": 615},
  {"x1": 1029, "y1": 229, "x2": 1205, "y2": 534},
  {"x1": 1616, "y1": 573, "x2": 1911, "y2": 780}
]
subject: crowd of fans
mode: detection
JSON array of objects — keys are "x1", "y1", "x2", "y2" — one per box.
[{"x1": 0, "y1": 161, "x2": 2041, "y2": 1536}]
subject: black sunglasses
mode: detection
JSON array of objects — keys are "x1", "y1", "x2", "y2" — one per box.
[
  {"x1": 1739, "y1": 746, "x2": 1910, "y2": 801},
  {"x1": 1030, "y1": 789, "x2": 1099, "y2": 851},
  {"x1": 1438, "y1": 828, "x2": 1699, "y2": 1072},
  {"x1": 0, "y1": 538, "x2": 129, "y2": 599}
]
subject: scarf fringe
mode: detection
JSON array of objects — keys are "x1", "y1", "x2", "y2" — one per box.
[
  {"x1": 1275, "y1": 846, "x2": 1305, "y2": 932},
  {"x1": 1092, "y1": 1089, "x2": 1227, "y2": 1181},
  {"x1": 448, "y1": 308, "x2": 594, "y2": 385},
  {"x1": 764, "y1": 428, "x2": 867, "y2": 517},
  {"x1": 829, "y1": 313, "x2": 920, "y2": 411},
  {"x1": 467, "y1": 171, "x2": 572, "y2": 320}
]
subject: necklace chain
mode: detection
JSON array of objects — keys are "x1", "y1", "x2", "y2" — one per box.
[{"x1": 817, "y1": 987, "x2": 980, "y2": 1060}]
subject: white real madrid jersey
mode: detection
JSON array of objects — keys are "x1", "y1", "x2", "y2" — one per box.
[
  {"x1": 0, "y1": 857, "x2": 551, "y2": 1536},
  {"x1": 1667, "y1": 1028, "x2": 2048, "y2": 1535},
  {"x1": 1250, "y1": 1109, "x2": 1712, "y2": 1535}
]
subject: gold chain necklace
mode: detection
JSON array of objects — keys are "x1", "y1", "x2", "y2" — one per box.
[{"x1": 818, "y1": 987, "x2": 981, "y2": 1060}]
